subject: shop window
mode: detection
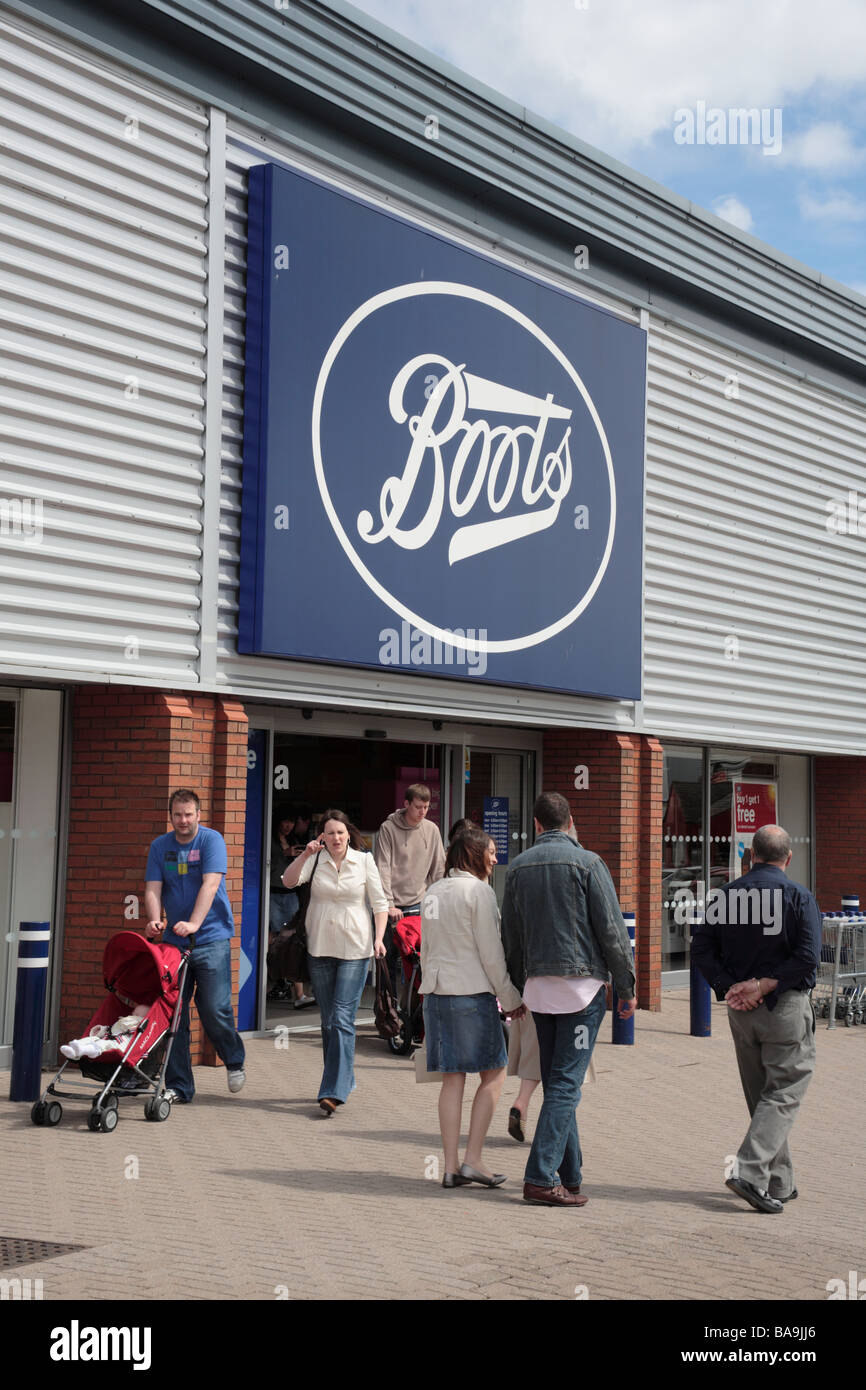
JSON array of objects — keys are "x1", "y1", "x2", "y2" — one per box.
[
  {"x1": 662, "y1": 744, "x2": 812, "y2": 975},
  {"x1": 662, "y1": 747, "x2": 703, "y2": 972}
]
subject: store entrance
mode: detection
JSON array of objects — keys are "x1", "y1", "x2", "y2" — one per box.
[
  {"x1": 256, "y1": 729, "x2": 537, "y2": 1032},
  {"x1": 264, "y1": 734, "x2": 448, "y2": 1032}
]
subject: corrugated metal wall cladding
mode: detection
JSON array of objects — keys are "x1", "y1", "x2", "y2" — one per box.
[
  {"x1": 137, "y1": 0, "x2": 866, "y2": 368},
  {"x1": 644, "y1": 319, "x2": 866, "y2": 750},
  {"x1": 0, "y1": 13, "x2": 209, "y2": 683}
]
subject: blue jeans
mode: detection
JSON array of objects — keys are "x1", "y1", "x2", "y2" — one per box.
[
  {"x1": 166, "y1": 938, "x2": 246, "y2": 1102},
  {"x1": 269, "y1": 890, "x2": 298, "y2": 934},
  {"x1": 524, "y1": 988, "x2": 606, "y2": 1188},
  {"x1": 306, "y1": 955, "x2": 370, "y2": 1104}
]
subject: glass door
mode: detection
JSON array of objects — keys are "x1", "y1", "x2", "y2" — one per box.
[{"x1": 462, "y1": 747, "x2": 535, "y2": 905}]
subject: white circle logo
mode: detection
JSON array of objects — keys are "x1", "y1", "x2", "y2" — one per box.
[{"x1": 312, "y1": 281, "x2": 616, "y2": 654}]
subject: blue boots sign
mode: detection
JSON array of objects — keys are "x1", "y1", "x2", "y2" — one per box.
[{"x1": 240, "y1": 162, "x2": 645, "y2": 698}]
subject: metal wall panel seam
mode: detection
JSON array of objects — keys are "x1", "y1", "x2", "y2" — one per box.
[
  {"x1": 198, "y1": 104, "x2": 227, "y2": 687},
  {"x1": 0, "y1": 13, "x2": 210, "y2": 124},
  {"x1": 647, "y1": 342, "x2": 866, "y2": 434},
  {"x1": 645, "y1": 318, "x2": 866, "y2": 413},
  {"x1": 2, "y1": 170, "x2": 205, "y2": 257},
  {"x1": 0, "y1": 592, "x2": 200, "y2": 628},
  {"x1": 643, "y1": 638, "x2": 866, "y2": 690},
  {"x1": 0, "y1": 201, "x2": 206, "y2": 280}
]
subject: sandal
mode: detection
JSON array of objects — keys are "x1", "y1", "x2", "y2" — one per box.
[{"x1": 319, "y1": 1098, "x2": 338, "y2": 1116}]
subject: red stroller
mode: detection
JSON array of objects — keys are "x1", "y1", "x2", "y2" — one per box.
[
  {"x1": 31, "y1": 931, "x2": 190, "y2": 1133},
  {"x1": 387, "y1": 914, "x2": 425, "y2": 1057}
]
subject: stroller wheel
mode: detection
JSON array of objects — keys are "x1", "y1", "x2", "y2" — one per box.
[
  {"x1": 30, "y1": 1101, "x2": 47, "y2": 1126},
  {"x1": 99, "y1": 1107, "x2": 118, "y2": 1132},
  {"x1": 45, "y1": 1101, "x2": 62, "y2": 1127},
  {"x1": 144, "y1": 1096, "x2": 171, "y2": 1123},
  {"x1": 87, "y1": 1111, "x2": 101, "y2": 1132}
]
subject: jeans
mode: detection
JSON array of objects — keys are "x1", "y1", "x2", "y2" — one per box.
[
  {"x1": 269, "y1": 890, "x2": 298, "y2": 934},
  {"x1": 166, "y1": 938, "x2": 246, "y2": 1102},
  {"x1": 306, "y1": 955, "x2": 370, "y2": 1104},
  {"x1": 524, "y1": 987, "x2": 606, "y2": 1188}
]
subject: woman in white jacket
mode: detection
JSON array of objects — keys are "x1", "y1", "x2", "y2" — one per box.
[{"x1": 421, "y1": 826, "x2": 525, "y2": 1188}]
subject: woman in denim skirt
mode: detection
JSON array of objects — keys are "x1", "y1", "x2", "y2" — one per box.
[{"x1": 421, "y1": 826, "x2": 526, "y2": 1188}]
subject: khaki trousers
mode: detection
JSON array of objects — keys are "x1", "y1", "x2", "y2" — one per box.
[{"x1": 727, "y1": 990, "x2": 816, "y2": 1197}]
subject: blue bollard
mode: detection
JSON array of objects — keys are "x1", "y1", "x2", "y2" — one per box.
[
  {"x1": 612, "y1": 911, "x2": 636, "y2": 1045},
  {"x1": 689, "y1": 913, "x2": 712, "y2": 1037},
  {"x1": 9, "y1": 922, "x2": 51, "y2": 1102}
]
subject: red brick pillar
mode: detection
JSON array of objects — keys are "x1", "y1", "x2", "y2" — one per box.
[
  {"x1": 61, "y1": 687, "x2": 248, "y2": 1064},
  {"x1": 814, "y1": 756, "x2": 866, "y2": 908},
  {"x1": 542, "y1": 729, "x2": 663, "y2": 1010}
]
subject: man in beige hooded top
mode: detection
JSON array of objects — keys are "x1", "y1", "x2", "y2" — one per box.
[{"x1": 375, "y1": 785, "x2": 446, "y2": 981}]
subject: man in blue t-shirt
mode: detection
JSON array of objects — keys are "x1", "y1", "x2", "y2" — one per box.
[{"x1": 144, "y1": 788, "x2": 246, "y2": 1103}]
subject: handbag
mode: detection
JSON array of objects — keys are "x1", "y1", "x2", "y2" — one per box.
[
  {"x1": 268, "y1": 852, "x2": 320, "y2": 983},
  {"x1": 374, "y1": 958, "x2": 401, "y2": 1039}
]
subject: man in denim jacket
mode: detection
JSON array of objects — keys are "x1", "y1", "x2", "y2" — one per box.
[{"x1": 502, "y1": 792, "x2": 636, "y2": 1207}]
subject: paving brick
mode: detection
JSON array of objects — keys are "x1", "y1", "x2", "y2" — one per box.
[{"x1": 2, "y1": 990, "x2": 863, "y2": 1301}]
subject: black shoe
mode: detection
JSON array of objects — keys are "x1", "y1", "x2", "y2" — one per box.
[
  {"x1": 725, "y1": 1177, "x2": 783, "y2": 1213},
  {"x1": 459, "y1": 1163, "x2": 506, "y2": 1188},
  {"x1": 508, "y1": 1106, "x2": 526, "y2": 1143},
  {"x1": 773, "y1": 1187, "x2": 798, "y2": 1203},
  {"x1": 442, "y1": 1172, "x2": 472, "y2": 1188}
]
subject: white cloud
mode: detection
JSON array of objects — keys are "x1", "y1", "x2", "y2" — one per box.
[
  {"x1": 782, "y1": 122, "x2": 866, "y2": 171},
  {"x1": 798, "y1": 189, "x2": 866, "y2": 222},
  {"x1": 712, "y1": 195, "x2": 754, "y2": 231},
  {"x1": 350, "y1": 0, "x2": 866, "y2": 156}
]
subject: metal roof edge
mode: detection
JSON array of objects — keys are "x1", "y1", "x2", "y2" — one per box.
[{"x1": 5, "y1": 0, "x2": 866, "y2": 368}]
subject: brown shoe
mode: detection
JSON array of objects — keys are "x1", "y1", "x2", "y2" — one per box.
[
  {"x1": 523, "y1": 1182, "x2": 583, "y2": 1207},
  {"x1": 562, "y1": 1183, "x2": 589, "y2": 1206}
]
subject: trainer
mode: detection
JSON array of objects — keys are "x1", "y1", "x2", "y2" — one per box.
[
  {"x1": 692, "y1": 823, "x2": 821, "y2": 1214},
  {"x1": 144, "y1": 788, "x2": 246, "y2": 1103}
]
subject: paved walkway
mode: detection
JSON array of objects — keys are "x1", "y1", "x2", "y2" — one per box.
[{"x1": 2, "y1": 991, "x2": 864, "y2": 1302}]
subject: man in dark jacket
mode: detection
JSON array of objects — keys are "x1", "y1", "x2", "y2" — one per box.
[
  {"x1": 691, "y1": 823, "x2": 821, "y2": 1214},
  {"x1": 502, "y1": 792, "x2": 636, "y2": 1208}
]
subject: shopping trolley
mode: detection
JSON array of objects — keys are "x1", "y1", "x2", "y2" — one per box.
[{"x1": 815, "y1": 914, "x2": 866, "y2": 1027}]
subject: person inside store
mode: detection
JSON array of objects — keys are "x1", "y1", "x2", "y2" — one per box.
[
  {"x1": 421, "y1": 825, "x2": 525, "y2": 1188},
  {"x1": 267, "y1": 807, "x2": 315, "y2": 1009},
  {"x1": 375, "y1": 783, "x2": 446, "y2": 991},
  {"x1": 282, "y1": 808, "x2": 388, "y2": 1115},
  {"x1": 144, "y1": 788, "x2": 246, "y2": 1103}
]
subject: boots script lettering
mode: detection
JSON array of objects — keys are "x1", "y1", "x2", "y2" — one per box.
[{"x1": 356, "y1": 355, "x2": 574, "y2": 564}]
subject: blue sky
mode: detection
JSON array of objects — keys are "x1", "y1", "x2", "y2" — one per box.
[{"x1": 346, "y1": 0, "x2": 866, "y2": 298}]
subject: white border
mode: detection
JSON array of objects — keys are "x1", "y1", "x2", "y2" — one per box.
[{"x1": 311, "y1": 281, "x2": 616, "y2": 654}]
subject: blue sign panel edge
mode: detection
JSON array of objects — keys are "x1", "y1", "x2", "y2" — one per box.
[
  {"x1": 237, "y1": 158, "x2": 646, "y2": 699},
  {"x1": 238, "y1": 163, "x2": 272, "y2": 655}
]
